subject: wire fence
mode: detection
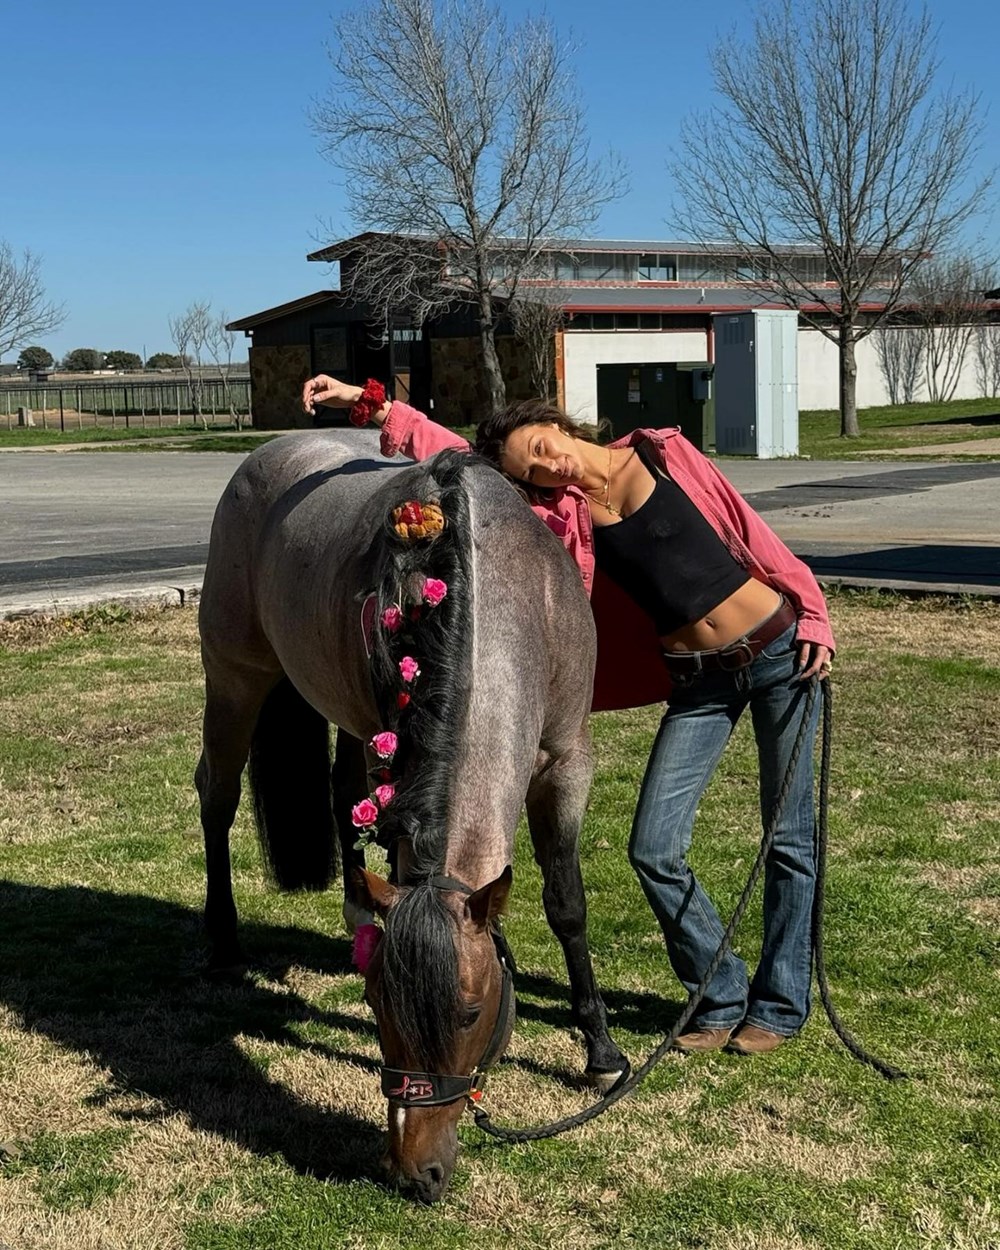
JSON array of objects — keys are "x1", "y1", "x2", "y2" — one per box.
[{"x1": 0, "y1": 377, "x2": 252, "y2": 431}]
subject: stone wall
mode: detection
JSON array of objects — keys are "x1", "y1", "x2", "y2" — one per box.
[
  {"x1": 249, "y1": 345, "x2": 312, "y2": 429},
  {"x1": 429, "y1": 335, "x2": 544, "y2": 424}
]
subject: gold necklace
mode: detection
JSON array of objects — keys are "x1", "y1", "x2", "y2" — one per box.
[{"x1": 585, "y1": 447, "x2": 621, "y2": 516}]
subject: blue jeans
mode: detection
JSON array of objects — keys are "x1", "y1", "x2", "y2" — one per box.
[{"x1": 628, "y1": 622, "x2": 819, "y2": 1035}]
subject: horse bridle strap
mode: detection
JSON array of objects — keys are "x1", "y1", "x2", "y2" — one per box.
[{"x1": 381, "y1": 874, "x2": 516, "y2": 1107}]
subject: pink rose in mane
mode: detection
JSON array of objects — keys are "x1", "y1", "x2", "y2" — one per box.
[
  {"x1": 351, "y1": 797, "x2": 379, "y2": 828},
  {"x1": 370, "y1": 731, "x2": 398, "y2": 760},
  {"x1": 422, "y1": 577, "x2": 448, "y2": 606},
  {"x1": 380, "y1": 605, "x2": 404, "y2": 633},
  {"x1": 352, "y1": 923, "x2": 382, "y2": 973},
  {"x1": 374, "y1": 783, "x2": 395, "y2": 808},
  {"x1": 399, "y1": 656, "x2": 420, "y2": 682}
]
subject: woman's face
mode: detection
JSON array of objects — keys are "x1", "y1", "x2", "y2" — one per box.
[{"x1": 500, "y1": 422, "x2": 585, "y2": 488}]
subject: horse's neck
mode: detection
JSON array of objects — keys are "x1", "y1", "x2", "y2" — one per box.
[{"x1": 441, "y1": 535, "x2": 544, "y2": 890}]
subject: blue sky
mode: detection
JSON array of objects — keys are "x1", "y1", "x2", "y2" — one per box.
[{"x1": 4, "y1": 0, "x2": 998, "y2": 362}]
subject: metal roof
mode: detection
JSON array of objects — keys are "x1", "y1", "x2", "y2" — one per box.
[
  {"x1": 306, "y1": 231, "x2": 833, "y2": 262},
  {"x1": 226, "y1": 291, "x2": 341, "y2": 331}
]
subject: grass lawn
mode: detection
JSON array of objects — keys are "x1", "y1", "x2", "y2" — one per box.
[
  {"x1": 796, "y1": 398, "x2": 1000, "y2": 460},
  {"x1": 0, "y1": 595, "x2": 998, "y2": 1248},
  {"x1": 0, "y1": 424, "x2": 276, "y2": 451}
]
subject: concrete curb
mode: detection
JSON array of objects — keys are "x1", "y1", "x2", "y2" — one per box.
[
  {"x1": 0, "y1": 584, "x2": 202, "y2": 622},
  {"x1": 2, "y1": 576, "x2": 996, "y2": 625}
]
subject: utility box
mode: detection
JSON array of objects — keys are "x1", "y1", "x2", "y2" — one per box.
[
  {"x1": 712, "y1": 310, "x2": 799, "y2": 457},
  {"x1": 596, "y1": 361, "x2": 715, "y2": 451}
]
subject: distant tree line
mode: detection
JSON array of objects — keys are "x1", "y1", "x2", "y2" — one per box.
[{"x1": 15, "y1": 346, "x2": 197, "y2": 372}]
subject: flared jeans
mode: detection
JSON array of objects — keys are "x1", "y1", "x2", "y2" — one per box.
[{"x1": 628, "y1": 621, "x2": 820, "y2": 1035}]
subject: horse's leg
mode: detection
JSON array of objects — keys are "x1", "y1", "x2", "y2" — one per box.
[
  {"x1": 331, "y1": 727, "x2": 371, "y2": 934},
  {"x1": 526, "y1": 738, "x2": 629, "y2": 1090},
  {"x1": 196, "y1": 671, "x2": 275, "y2": 971}
]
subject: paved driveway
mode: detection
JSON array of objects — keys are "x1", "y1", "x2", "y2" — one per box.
[{"x1": 1, "y1": 439, "x2": 998, "y2": 615}]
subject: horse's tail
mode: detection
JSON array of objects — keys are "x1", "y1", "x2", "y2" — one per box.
[
  {"x1": 368, "y1": 449, "x2": 475, "y2": 874},
  {"x1": 248, "y1": 676, "x2": 337, "y2": 891}
]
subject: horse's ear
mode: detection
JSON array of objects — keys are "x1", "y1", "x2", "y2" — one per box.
[
  {"x1": 353, "y1": 868, "x2": 398, "y2": 917},
  {"x1": 465, "y1": 865, "x2": 513, "y2": 929}
]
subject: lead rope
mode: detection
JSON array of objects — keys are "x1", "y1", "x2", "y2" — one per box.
[{"x1": 473, "y1": 677, "x2": 904, "y2": 1145}]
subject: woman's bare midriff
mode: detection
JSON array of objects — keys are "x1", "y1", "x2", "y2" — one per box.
[{"x1": 660, "y1": 578, "x2": 783, "y2": 653}]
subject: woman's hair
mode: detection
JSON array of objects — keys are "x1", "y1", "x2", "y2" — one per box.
[{"x1": 473, "y1": 399, "x2": 599, "y2": 498}]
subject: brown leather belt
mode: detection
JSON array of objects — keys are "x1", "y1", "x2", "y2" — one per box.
[{"x1": 661, "y1": 598, "x2": 796, "y2": 677}]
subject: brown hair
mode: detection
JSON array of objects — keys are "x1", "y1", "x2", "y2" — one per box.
[{"x1": 473, "y1": 399, "x2": 599, "y2": 499}]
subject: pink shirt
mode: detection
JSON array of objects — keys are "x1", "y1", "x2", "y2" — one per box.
[{"x1": 379, "y1": 402, "x2": 835, "y2": 712}]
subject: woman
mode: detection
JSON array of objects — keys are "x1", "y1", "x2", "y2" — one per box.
[{"x1": 302, "y1": 375, "x2": 834, "y2": 1056}]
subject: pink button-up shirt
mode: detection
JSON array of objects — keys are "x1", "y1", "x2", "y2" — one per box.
[{"x1": 380, "y1": 402, "x2": 835, "y2": 712}]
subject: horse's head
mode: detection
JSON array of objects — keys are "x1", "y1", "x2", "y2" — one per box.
[{"x1": 355, "y1": 866, "x2": 514, "y2": 1204}]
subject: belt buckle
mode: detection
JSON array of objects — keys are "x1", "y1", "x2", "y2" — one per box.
[{"x1": 717, "y1": 640, "x2": 754, "y2": 671}]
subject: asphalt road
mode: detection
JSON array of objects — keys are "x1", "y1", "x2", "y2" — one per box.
[{"x1": 1, "y1": 435, "x2": 998, "y2": 616}]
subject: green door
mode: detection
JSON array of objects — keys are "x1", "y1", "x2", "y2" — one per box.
[{"x1": 596, "y1": 362, "x2": 714, "y2": 449}]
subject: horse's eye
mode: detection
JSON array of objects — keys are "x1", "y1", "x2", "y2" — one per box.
[{"x1": 460, "y1": 1007, "x2": 482, "y2": 1030}]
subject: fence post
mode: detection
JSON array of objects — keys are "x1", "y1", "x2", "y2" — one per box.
[
  {"x1": 124, "y1": 385, "x2": 130, "y2": 429},
  {"x1": 59, "y1": 388, "x2": 65, "y2": 432}
]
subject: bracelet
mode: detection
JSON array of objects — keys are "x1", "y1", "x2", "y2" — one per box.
[{"x1": 349, "y1": 378, "x2": 387, "y2": 427}]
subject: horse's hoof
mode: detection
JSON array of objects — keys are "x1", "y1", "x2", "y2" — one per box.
[{"x1": 584, "y1": 1063, "x2": 630, "y2": 1094}]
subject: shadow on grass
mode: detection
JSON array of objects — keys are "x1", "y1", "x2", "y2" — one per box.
[
  {"x1": 932, "y1": 411, "x2": 1000, "y2": 428},
  {"x1": 0, "y1": 881, "x2": 385, "y2": 1184}
]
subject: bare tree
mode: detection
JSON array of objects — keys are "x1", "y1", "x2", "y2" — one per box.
[
  {"x1": 973, "y1": 323, "x2": 1000, "y2": 399},
  {"x1": 872, "y1": 324, "x2": 924, "y2": 405},
  {"x1": 507, "y1": 286, "x2": 566, "y2": 401},
  {"x1": 169, "y1": 301, "x2": 212, "y2": 427},
  {"x1": 206, "y1": 311, "x2": 245, "y2": 429},
  {"x1": 671, "y1": 0, "x2": 990, "y2": 436},
  {"x1": 312, "y1": 0, "x2": 625, "y2": 415},
  {"x1": 0, "y1": 241, "x2": 65, "y2": 361},
  {"x1": 907, "y1": 256, "x2": 993, "y2": 402}
]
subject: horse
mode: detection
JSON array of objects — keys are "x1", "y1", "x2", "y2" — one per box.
[{"x1": 195, "y1": 429, "x2": 627, "y2": 1203}]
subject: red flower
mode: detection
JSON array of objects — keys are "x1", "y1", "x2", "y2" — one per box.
[
  {"x1": 422, "y1": 577, "x2": 448, "y2": 606},
  {"x1": 398, "y1": 501, "x2": 425, "y2": 527},
  {"x1": 351, "y1": 798, "x2": 379, "y2": 828},
  {"x1": 370, "y1": 731, "x2": 398, "y2": 760},
  {"x1": 381, "y1": 605, "x2": 404, "y2": 633},
  {"x1": 399, "y1": 656, "x2": 420, "y2": 682},
  {"x1": 397, "y1": 691, "x2": 411, "y2": 709},
  {"x1": 374, "y1": 783, "x2": 395, "y2": 808}
]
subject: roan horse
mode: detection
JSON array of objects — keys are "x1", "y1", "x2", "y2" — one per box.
[{"x1": 195, "y1": 430, "x2": 627, "y2": 1202}]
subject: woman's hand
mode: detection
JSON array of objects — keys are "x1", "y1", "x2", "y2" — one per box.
[
  {"x1": 302, "y1": 375, "x2": 362, "y2": 414},
  {"x1": 797, "y1": 642, "x2": 833, "y2": 681}
]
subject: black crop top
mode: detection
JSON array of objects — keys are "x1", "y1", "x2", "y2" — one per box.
[{"x1": 592, "y1": 442, "x2": 750, "y2": 634}]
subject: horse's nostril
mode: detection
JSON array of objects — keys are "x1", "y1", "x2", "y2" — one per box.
[{"x1": 414, "y1": 1160, "x2": 447, "y2": 1202}]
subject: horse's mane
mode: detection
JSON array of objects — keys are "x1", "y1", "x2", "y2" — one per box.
[
  {"x1": 366, "y1": 449, "x2": 479, "y2": 1065},
  {"x1": 368, "y1": 448, "x2": 475, "y2": 876}
]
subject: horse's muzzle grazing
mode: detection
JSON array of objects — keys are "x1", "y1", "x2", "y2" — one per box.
[{"x1": 383, "y1": 1111, "x2": 459, "y2": 1204}]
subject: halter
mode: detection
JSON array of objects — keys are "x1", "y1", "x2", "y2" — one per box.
[{"x1": 380, "y1": 874, "x2": 517, "y2": 1108}]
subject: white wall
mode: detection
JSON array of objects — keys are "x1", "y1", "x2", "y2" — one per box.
[
  {"x1": 794, "y1": 326, "x2": 989, "y2": 409},
  {"x1": 566, "y1": 324, "x2": 991, "y2": 421},
  {"x1": 562, "y1": 331, "x2": 708, "y2": 423}
]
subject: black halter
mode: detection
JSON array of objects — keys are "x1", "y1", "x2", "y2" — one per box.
[{"x1": 380, "y1": 874, "x2": 517, "y2": 1108}]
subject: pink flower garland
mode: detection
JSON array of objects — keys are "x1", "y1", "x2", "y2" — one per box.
[{"x1": 352, "y1": 575, "x2": 448, "y2": 851}]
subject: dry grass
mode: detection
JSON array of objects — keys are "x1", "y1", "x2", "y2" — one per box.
[{"x1": 1, "y1": 598, "x2": 999, "y2": 1248}]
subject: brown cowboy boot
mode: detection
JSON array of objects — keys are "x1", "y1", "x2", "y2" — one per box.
[
  {"x1": 671, "y1": 1026, "x2": 735, "y2": 1053},
  {"x1": 726, "y1": 1024, "x2": 788, "y2": 1055}
]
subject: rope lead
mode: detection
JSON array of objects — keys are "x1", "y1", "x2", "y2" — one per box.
[{"x1": 473, "y1": 678, "x2": 905, "y2": 1145}]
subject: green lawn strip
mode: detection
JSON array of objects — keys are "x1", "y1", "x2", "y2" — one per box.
[
  {"x1": 3, "y1": 1128, "x2": 132, "y2": 1211},
  {"x1": 0, "y1": 601, "x2": 997, "y2": 1248},
  {"x1": 0, "y1": 423, "x2": 254, "y2": 448},
  {"x1": 796, "y1": 397, "x2": 1000, "y2": 459}
]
